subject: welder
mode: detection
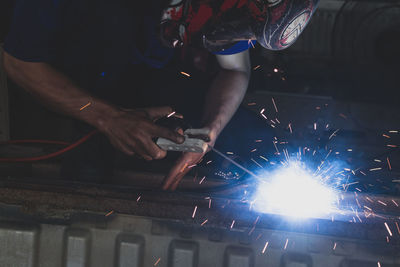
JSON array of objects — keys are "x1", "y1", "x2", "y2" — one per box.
[{"x1": 1, "y1": 0, "x2": 319, "y2": 190}]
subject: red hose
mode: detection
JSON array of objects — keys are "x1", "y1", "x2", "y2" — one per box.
[
  {"x1": 0, "y1": 139, "x2": 70, "y2": 146},
  {"x1": 0, "y1": 130, "x2": 98, "y2": 162}
]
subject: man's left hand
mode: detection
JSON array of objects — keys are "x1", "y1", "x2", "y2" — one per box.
[
  {"x1": 162, "y1": 129, "x2": 216, "y2": 190},
  {"x1": 162, "y1": 151, "x2": 205, "y2": 190}
]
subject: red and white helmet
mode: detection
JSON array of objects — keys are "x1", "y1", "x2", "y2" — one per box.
[{"x1": 159, "y1": 0, "x2": 320, "y2": 51}]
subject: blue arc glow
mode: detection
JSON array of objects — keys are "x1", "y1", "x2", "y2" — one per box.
[{"x1": 252, "y1": 161, "x2": 337, "y2": 219}]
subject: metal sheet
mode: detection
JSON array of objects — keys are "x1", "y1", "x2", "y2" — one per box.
[{"x1": 0, "y1": 214, "x2": 399, "y2": 267}]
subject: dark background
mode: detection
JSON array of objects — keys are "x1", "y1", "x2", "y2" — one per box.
[
  {"x1": 1, "y1": 0, "x2": 399, "y2": 160},
  {"x1": 2, "y1": 0, "x2": 399, "y2": 132}
]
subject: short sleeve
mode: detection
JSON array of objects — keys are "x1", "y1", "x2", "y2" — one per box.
[
  {"x1": 4, "y1": 0, "x2": 60, "y2": 62},
  {"x1": 213, "y1": 40, "x2": 256, "y2": 56}
]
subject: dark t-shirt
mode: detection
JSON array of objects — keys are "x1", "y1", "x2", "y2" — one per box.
[{"x1": 4, "y1": 0, "x2": 252, "y2": 108}]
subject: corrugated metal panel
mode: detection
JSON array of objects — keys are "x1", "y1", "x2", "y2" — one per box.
[{"x1": 1, "y1": 215, "x2": 400, "y2": 267}]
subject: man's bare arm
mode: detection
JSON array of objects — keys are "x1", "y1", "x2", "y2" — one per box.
[
  {"x1": 2, "y1": 52, "x2": 183, "y2": 159},
  {"x1": 202, "y1": 50, "x2": 251, "y2": 142},
  {"x1": 162, "y1": 50, "x2": 251, "y2": 190}
]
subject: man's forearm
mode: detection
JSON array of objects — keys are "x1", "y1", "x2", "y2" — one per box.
[
  {"x1": 2, "y1": 52, "x2": 119, "y2": 129},
  {"x1": 202, "y1": 68, "x2": 249, "y2": 140}
]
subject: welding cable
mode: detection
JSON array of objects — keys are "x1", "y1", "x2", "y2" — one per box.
[
  {"x1": 0, "y1": 130, "x2": 98, "y2": 162},
  {"x1": 0, "y1": 139, "x2": 70, "y2": 146}
]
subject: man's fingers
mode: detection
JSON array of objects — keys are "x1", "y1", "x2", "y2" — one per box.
[
  {"x1": 142, "y1": 138, "x2": 167, "y2": 159},
  {"x1": 122, "y1": 133, "x2": 153, "y2": 160},
  {"x1": 162, "y1": 159, "x2": 186, "y2": 190},
  {"x1": 162, "y1": 153, "x2": 203, "y2": 190},
  {"x1": 133, "y1": 143, "x2": 153, "y2": 161},
  {"x1": 109, "y1": 137, "x2": 134, "y2": 156},
  {"x1": 154, "y1": 126, "x2": 185, "y2": 144},
  {"x1": 170, "y1": 171, "x2": 188, "y2": 190},
  {"x1": 145, "y1": 106, "x2": 174, "y2": 121}
]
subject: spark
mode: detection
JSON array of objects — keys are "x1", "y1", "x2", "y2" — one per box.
[
  {"x1": 260, "y1": 108, "x2": 265, "y2": 114},
  {"x1": 288, "y1": 123, "x2": 293, "y2": 133},
  {"x1": 272, "y1": 97, "x2": 278, "y2": 112},
  {"x1": 105, "y1": 210, "x2": 114, "y2": 216},
  {"x1": 79, "y1": 102, "x2": 91, "y2": 111},
  {"x1": 253, "y1": 162, "x2": 336, "y2": 218},
  {"x1": 188, "y1": 164, "x2": 197, "y2": 169},
  {"x1": 192, "y1": 206, "x2": 197, "y2": 218},
  {"x1": 369, "y1": 168, "x2": 382, "y2": 172},
  {"x1": 251, "y1": 158, "x2": 263, "y2": 168},
  {"x1": 208, "y1": 198, "x2": 212, "y2": 208},
  {"x1": 206, "y1": 160, "x2": 212, "y2": 164},
  {"x1": 136, "y1": 195, "x2": 141, "y2": 202},
  {"x1": 230, "y1": 220, "x2": 235, "y2": 229},
  {"x1": 172, "y1": 39, "x2": 180, "y2": 47},
  {"x1": 364, "y1": 206, "x2": 372, "y2": 211},
  {"x1": 248, "y1": 39, "x2": 256, "y2": 48},
  {"x1": 226, "y1": 152, "x2": 234, "y2": 155},
  {"x1": 201, "y1": 219, "x2": 208, "y2": 226},
  {"x1": 261, "y1": 113, "x2": 268, "y2": 120},
  {"x1": 387, "y1": 157, "x2": 392, "y2": 170},
  {"x1": 262, "y1": 241, "x2": 269, "y2": 254},
  {"x1": 329, "y1": 129, "x2": 340, "y2": 140},
  {"x1": 365, "y1": 197, "x2": 373, "y2": 202},
  {"x1": 386, "y1": 236, "x2": 389, "y2": 243},
  {"x1": 199, "y1": 176, "x2": 206, "y2": 184},
  {"x1": 247, "y1": 102, "x2": 256, "y2": 106},
  {"x1": 154, "y1": 258, "x2": 161, "y2": 266},
  {"x1": 167, "y1": 111, "x2": 176, "y2": 118},
  {"x1": 383, "y1": 134, "x2": 391, "y2": 138},
  {"x1": 314, "y1": 123, "x2": 317, "y2": 130},
  {"x1": 339, "y1": 113, "x2": 347, "y2": 119},
  {"x1": 253, "y1": 65, "x2": 261, "y2": 70},
  {"x1": 374, "y1": 159, "x2": 382, "y2": 163},
  {"x1": 180, "y1": 71, "x2": 191, "y2": 77},
  {"x1": 389, "y1": 130, "x2": 398, "y2": 133},
  {"x1": 384, "y1": 222, "x2": 393, "y2": 236},
  {"x1": 396, "y1": 222, "x2": 400, "y2": 234},
  {"x1": 255, "y1": 139, "x2": 263, "y2": 142},
  {"x1": 333, "y1": 242, "x2": 337, "y2": 250},
  {"x1": 179, "y1": 163, "x2": 188, "y2": 173},
  {"x1": 248, "y1": 224, "x2": 256, "y2": 235},
  {"x1": 284, "y1": 238, "x2": 289, "y2": 250},
  {"x1": 378, "y1": 200, "x2": 387, "y2": 206},
  {"x1": 392, "y1": 199, "x2": 399, "y2": 207},
  {"x1": 387, "y1": 144, "x2": 397, "y2": 148},
  {"x1": 251, "y1": 149, "x2": 257, "y2": 153},
  {"x1": 259, "y1": 155, "x2": 268, "y2": 162},
  {"x1": 347, "y1": 149, "x2": 352, "y2": 152},
  {"x1": 273, "y1": 68, "x2": 279, "y2": 73},
  {"x1": 272, "y1": 141, "x2": 280, "y2": 154},
  {"x1": 378, "y1": 262, "x2": 381, "y2": 267}
]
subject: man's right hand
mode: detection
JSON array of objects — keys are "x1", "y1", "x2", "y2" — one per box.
[{"x1": 97, "y1": 106, "x2": 184, "y2": 160}]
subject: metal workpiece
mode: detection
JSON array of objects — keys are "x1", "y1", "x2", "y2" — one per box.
[{"x1": 1, "y1": 176, "x2": 400, "y2": 267}]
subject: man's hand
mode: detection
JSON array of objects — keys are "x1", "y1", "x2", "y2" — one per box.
[
  {"x1": 162, "y1": 152, "x2": 204, "y2": 190},
  {"x1": 162, "y1": 128, "x2": 216, "y2": 190},
  {"x1": 98, "y1": 106, "x2": 184, "y2": 160}
]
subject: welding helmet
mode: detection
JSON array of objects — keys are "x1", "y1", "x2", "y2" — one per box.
[{"x1": 159, "y1": 0, "x2": 320, "y2": 52}]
